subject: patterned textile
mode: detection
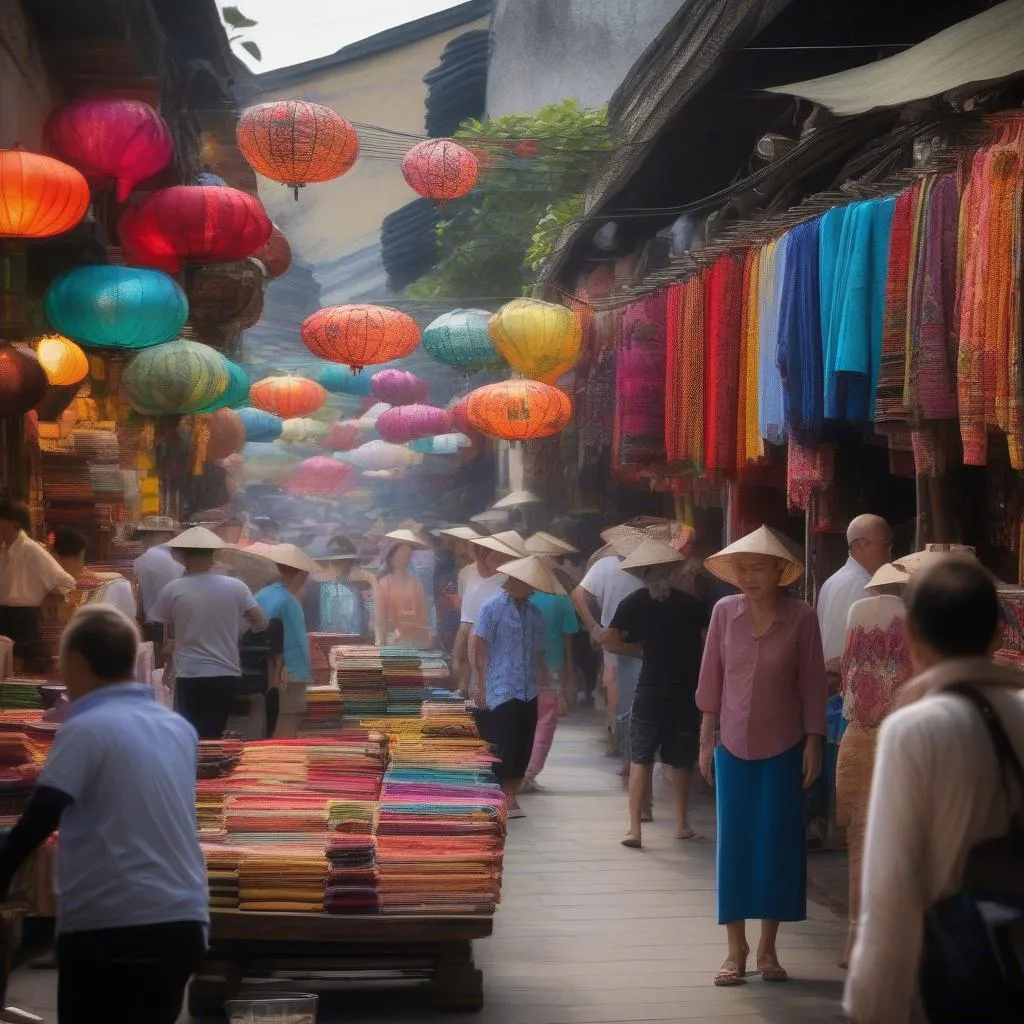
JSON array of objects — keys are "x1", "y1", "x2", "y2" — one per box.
[
  {"x1": 704, "y1": 255, "x2": 743, "y2": 475},
  {"x1": 737, "y1": 247, "x2": 763, "y2": 466},
  {"x1": 758, "y1": 235, "x2": 788, "y2": 445},
  {"x1": 665, "y1": 276, "x2": 705, "y2": 467},
  {"x1": 578, "y1": 310, "x2": 620, "y2": 466},
  {"x1": 840, "y1": 595, "x2": 912, "y2": 728},
  {"x1": 786, "y1": 438, "x2": 835, "y2": 512},
  {"x1": 472, "y1": 591, "x2": 544, "y2": 710},
  {"x1": 615, "y1": 293, "x2": 667, "y2": 468}
]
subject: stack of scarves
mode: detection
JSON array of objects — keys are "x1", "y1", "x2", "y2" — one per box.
[
  {"x1": 325, "y1": 835, "x2": 378, "y2": 913},
  {"x1": 329, "y1": 646, "x2": 387, "y2": 718}
]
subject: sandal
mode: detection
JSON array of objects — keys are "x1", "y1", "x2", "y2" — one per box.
[
  {"x1": 676, "y1": 826, "x2": 698, "y2": 840},
  {"x1": 620, "y1": 834, "x2": 642, "y2": 849},
  {"x1": 756, "y1": 954, "x2": 788, "y2": 983},
  {"x1": 713, "y1": 955, "x2": 747, "y2": 987}
]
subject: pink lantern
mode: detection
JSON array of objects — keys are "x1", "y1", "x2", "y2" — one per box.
[
  {"x1": 285, "y1": 456, "x2": 353, "y2": 497},
  {"x1": 371, "y1": 368, "x2": 429, "y2": 406},
  {"x1": 322, "y1": 419, "x2": 362, "y2": 452},
  {"x1": 376, "y1": 404, "x2": 452, "y2": 444}
]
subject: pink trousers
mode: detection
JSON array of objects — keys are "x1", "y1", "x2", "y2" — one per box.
[{"x1": 527, "y1": 689, "x2": 559, "y2": 778}]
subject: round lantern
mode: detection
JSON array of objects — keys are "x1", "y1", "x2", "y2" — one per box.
[
  {"x1": 422, "y1": 308, "x2": 499, "y2": 370},
  {"x1": 301, "y1": 304, "x2": 420, "y2": 372},
  {"x1": 0, "y1": 149, "x2": 90, "y2": 239},
  {"x1": 36, "y1": 335, "x2": 88, "y2": 387},
  {"x1": 206, "y1": 407, "x2": 246, "y2": 460},
  {"x1": 118, "y1": 186, "x2": 272, "y2": 273},
  {"x1": 237, "y1": 406, "x2": 282, "y2": 442},
  {"x1": 410, "y1": 432, "x2": 471, "y2": 455},
  {"x1": 45, "y1": 98, "x2": 173, "y2": 202},
  {"x1": 488, "y1": 298, "x2": 583, "y2": 383},
  {"x1": 318, "y1": 365, "x2": 373, "y2": 396},
  {"x1": 194, "y1": 172, "x2": 227, "y2": 187},
  {"x1": 195, "y1": 359, "x2": 249, "y2": 414},
  {"x1": 123, "y1": 339, "x2": 230, "y2": 415},
  {"x1": 322, "y1": 419, "x2": 362, "y2": 452},
  {"x1": 376, "y1": 404, "x2": 452, "y2": 444},
  {"x1": 370, "y1": 368, "x2": 429, "y2": 406},
  {"x1": 0, "y1": 343, "x2": 49, "y2": 415},
  {"x1": 465, "y1": 379, "x2": 573, "y2": 441},
  {"x1": 286, "y1": 456, "x2": 353, "y2": 497},
  {"x1": 44, "y1": 265, "x2": 189, "y2": 350},
  {"x1": 237, "y1": 100, "x2": 360, "y2": 198},
  {"x1": 238, "y1": 442, "x2": 292, "y2": 485},
  {"x1": 249, "y1": 375, "x2": 326, "y2": 418},
  {"x1": 401, "y1": 139, "x2": 478, "y2": 202},
  {"x1": 338, "y1": 440, "x2": 416, "y2": 472},
  {"x1": 280, "y1": 417, "x2": 327, "y2": 444},
  {"x1": 449, "y1": 395, "x2": 472, "y2": 435},
  {"x1": 186, "y1": 258, "x2": 265, "y2": 330},
  {"x1": 250, "y1": 225, "x2": 291, "y2": 279}
]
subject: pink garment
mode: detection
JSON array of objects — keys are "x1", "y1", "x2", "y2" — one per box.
[
  {"x1": 527, "y1": 689, "x2": 559, "y2": 778},
  {"x1": 696, "y1": 594, "x2": 827, "y2": 760}
]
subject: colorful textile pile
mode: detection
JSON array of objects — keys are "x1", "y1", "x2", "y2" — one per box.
[
  {"x1": 238, "y1": 851, "x2": 328, "y2": 912},
  {"x1": 325, "y1": 835, "x2": 378, "y2": 914},
  {"x1": 0, "y1": 682, "x2": 46, "y2": 712},
  {"x1": 614, "y1": 293, "x2": 667, "y2": 469},
  {"x1": 330, "y1": 646, "x2": 387, "y2": 717}
]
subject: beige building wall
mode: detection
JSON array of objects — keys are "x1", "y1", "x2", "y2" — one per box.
[{"x1": 0, "y1": 0, "x2": 63, "y2": 148}]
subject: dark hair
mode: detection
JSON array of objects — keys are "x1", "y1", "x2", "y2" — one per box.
[
  {"x1": 384, "y1": 541, "x2": 412, "y2": 575},
  {"x1": 327, "y1": 534, "x2": 356, "y2": 557},
  {"x1": 0, "y1": 499, "x2": 31, "y2": 532},
  {"x1": 61, "y1": 606, "x2": 139, "y2": 682},
  {"x1": 52, "y1": 529, "x2": 87, "y2": 559},
  {"x1": 905, "y1": 558, "x2": 1001, "y2": 658}
]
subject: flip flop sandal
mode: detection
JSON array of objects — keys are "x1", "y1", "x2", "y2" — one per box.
[
  {"x1": 676, "y1": 826, "x2": 698, "y2": 840},
  {"x1": 713, "y1": 957, "x2": 747, "y2": 987},
  {"x1": 757, "y1": 957, "x2": 789, "y2": 983},
  {"x1": 620, "y1": 835, "x2": 642, "y2": 849}
]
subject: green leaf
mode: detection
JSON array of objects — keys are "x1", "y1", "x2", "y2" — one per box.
[
  {"x1": 222, "y1": 5, "x2": 258, "y2": 28},
  {"x1": 240, "y1": 40, "x2": 262, "y2": 61}
]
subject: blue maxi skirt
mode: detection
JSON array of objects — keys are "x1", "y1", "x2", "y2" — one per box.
[{"x1": 714, "y1": 742, "x2": 806, "y2": 924}]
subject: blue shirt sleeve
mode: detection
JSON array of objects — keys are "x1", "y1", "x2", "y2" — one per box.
[
  {"x1": 473, "y1": 598, "x2": 497, "y2": 643},
  {"x1": 38, "y1": 721, "x2": 101, "y2": 802},
  {"x1": 531, "y1": 606, "x2": 544, "y2": 656}
]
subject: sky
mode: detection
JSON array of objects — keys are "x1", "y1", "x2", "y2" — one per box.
[{"x1": 220, "y1": 0, "x2": 464, "y2": 72}]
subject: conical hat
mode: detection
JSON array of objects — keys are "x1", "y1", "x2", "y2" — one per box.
[
  {"x1": 469, "y1": 509, "x2": 509, "y2": 526},
  {"x1": 166, "y1": 525, "x2": 226, "y2": 550},
  {"x1": 500, "y1": 555, "x2": 565, "y2": 595},
  {"x1": 867, "y1": 547, "x2": 976, "y2": 591},
  {"x1": 437, "y1": 525, "x2": 481, "y2": 542},
  {"x1": 383, "y1": 528, "x2": 429, "y2": 549},
  {"x1": 269, "y1": 543, "x2": 320, "y2": 574},
  {"x1": 618, "y1": 538, "x2": 685, "y2": 575},
  {"x1": 468, "y1": 533, "x2": 521, "y2": 559},
  {"x1": 704, "y1": 526, "x2": 803, "y2": 587},
  {"x1": 608, "y1": 527, "x2": 648, "y2": 559},
  {"x1": 492, "y1": 489, "x2": 541, "y2": 510},
  {"x1": 488, "y1": 530, "x2": 528, "y2": 556},
  {"x1": 866, "y1": 561, "x2": 912, "y2": 592},
  {"x1": 525, "y1": 531, "x2": 578, "y2": 556}
]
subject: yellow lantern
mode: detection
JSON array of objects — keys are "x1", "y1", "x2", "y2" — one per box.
[
  {"x1": 36, "y1": 335, "x2": 89, "y2": 387},
  {"x1": 487, "y1": 298, "x2": 582, "y2": 383}
]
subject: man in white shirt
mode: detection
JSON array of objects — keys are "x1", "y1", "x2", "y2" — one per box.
[
  {"x1": 0, "y1": 499, "x2": 75, "y2": 671},
  {"x1": 52, "y1": 529, "x2": 136, "y2": 619},
  {"x1": 150, "y1": 526, "x2": 266, "y2": 739},
  {"x1": 844, "y1": 558, "x2": 1024, "y2": 1024}
]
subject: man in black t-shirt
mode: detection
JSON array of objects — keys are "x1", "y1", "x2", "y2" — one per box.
[{"x1": 602, "y1": 538, "x2": 709, "y2": 849}]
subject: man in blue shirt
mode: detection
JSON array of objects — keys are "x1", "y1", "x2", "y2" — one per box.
[
  {"x1": 470, "y1": 556, "x2": 558, "y2": 819},
  {"x1": 0, "y1": 605, "x2": 208, "y2": 1023}
]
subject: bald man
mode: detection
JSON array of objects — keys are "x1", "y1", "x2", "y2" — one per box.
[{"x1": 816, "y1": 514, "x2": 893, "y2": 674}]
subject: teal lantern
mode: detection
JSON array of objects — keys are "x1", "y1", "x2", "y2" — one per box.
[
  {"x1": 237, "y1": 406, "x2": 283, "y2": 442},
  {"x1": 44, "y1": 265, "x2": 188, "y2": 350},
  {"x1": 123, "y1": 339, "x2": 229, "y2": 415},
  {"x1": 195, "y1": 359, "x2": 250, "y2": 413},
  {"x1": 318, "y1": 365, "x2": 372, "y2": 396},
  {"x1": 422, "y1": 308, "x2": 499, "y2": 370}
]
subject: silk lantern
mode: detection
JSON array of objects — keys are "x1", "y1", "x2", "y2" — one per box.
[
  {"x1": 370, "y1": 368, "x2": 429, "y2": 406},
  {"x1": 238, "y1": 442, "x2": 292, "y2": 485},
  {"x1": 0, "y1": 342, "x2": 48, "y2": 415},
  {"x1": 339, "y1": 440, "x2": 416, "y2": 472},
  {"x1": 401, "y1": 138, "x2": 478, "y2": 202},
  {"x1": 465, "y1": 379, "x2": 573, "y2": 441},
  {"x1": 0, "y1": 150, "x2": 90, "y2": 238},
  {"x1": 410, "y1": 432, "x2": 471, "y2": 455},
  {"x1": 318, "y1": 365, "x2": 372, "y2": 396},
  {"x1": 301, "y1": 304, "x2": 420, "y2": 373},
  {"x1": 285, "y1": 456, "x2": 352, "y2": 497},
  {"x1": 422, "y1": 309, "x2": 498, "y2": 370},
  {"x1": 280, "y1": 417, "x2": 327, "y2": 444},
  {"x1": 194, "y1": 172, "x2": 227, "y2": 187},
  {"x1": 237, "y1": 406, "x2": 282, "y2": 442},
  {"x1": 375, "y1": 404, "x2": 452, "y2": 444},
  {"x1": 186, "y1": 258, "x2": 265, "y2": 330},
  {"x1": 123, "y1": 339, "x2": 229, "y2": 415},
  {"x1": 251, "y1": 224, "x2": 291, "y2": 279},
  {"x1": 118, "y1": 186, "x2": 272, "y2": 273},
  {"x1": 249, "y1": 375, "x2": 326, "y2": 418},
  {"x1": 36, "y1": 335, "x2": 88, "y2": 387},
  {"x1": 44, "y1": 266, "x2": 189, "y2": 350},
  {"x1": 321, "y1": 420, "x2": 361, "y2": 452},
  {"x1": 488, "y1": 298, "x2": 583, "y2": 383},
  {"x1": 449, "y1": 396, "x2": 472, "y2": 435},
  {"x1": 206, "y1": 407, "x2": 246, "y2": 460},
  {"x1": 237, "y1": 100, "x2": 359, "y2": 199},
  {"x1": 195, "y1": 359, "x2": 249, "y2": 414},
  {"x1": 45, "y1": 98, "x2": 173, "y2": 202}
]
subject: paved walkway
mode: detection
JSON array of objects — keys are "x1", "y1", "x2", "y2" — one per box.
[{"x1": 6, "y1": 712, "x2": 849, "y2": 1022}]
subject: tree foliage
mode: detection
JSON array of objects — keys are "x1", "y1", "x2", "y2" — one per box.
[{"x1": 221, "y1": 5, "x2": 262, "y2": 61}]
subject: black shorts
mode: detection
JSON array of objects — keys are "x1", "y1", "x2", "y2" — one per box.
[
  {"x1": 474, "y1": 698, "x2": 539, "y2": 782},
  {"x1": 629, "y1": 689, "x2": 699, "y2": 770}
]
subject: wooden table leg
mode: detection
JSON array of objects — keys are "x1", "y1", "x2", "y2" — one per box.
[{"x1": 432, "y1": 941, "x2": 483, "y2": 1012}]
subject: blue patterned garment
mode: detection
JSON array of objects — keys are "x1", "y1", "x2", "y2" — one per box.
[
  {"x1": 472, "y1": 590, "x2": 544, "y2": 709},
  {"x1": 758, "y1": 233, "x2": 790, "y2": 445}
]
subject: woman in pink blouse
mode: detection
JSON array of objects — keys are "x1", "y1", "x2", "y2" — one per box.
[{"x1": 696, "y1": 526, "x2": 827, "y2": 987}]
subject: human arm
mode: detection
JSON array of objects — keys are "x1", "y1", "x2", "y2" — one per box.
[
  {"x1": 571, "y1": 583, "x2": 602, "y2": 639},
  {"x1": 0, "y1": 786, "x2": 72, "y2": 899},
  {"x1": 799, "y1": 607, "x2": 828, "y2": 787},
  {"x1": 241, "y1": 582, "x2": 267, "y2": 631},
  {"x1": 452, "y1": 623, "x2": 471, "y2": 689},
  {"x1": 375, "y1": 577, "x2": 389, "y2": 643},
  {"x1": 695, "y1": 605, "x2": 725, "y2": 785},
  {"x1": 607, "y1": 591, "x2": 644, "y2": 657},
  {"x1": 600, "y1": 629, "x2": 642, "y2": 658},
  {"x1": 468, "y1": 634, "x2": 487, "y2": 706}
]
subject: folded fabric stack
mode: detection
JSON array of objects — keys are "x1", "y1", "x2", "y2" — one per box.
[
  {"x1": 421, "y1": 700, "x2": 479, "y2": 739},
  {"x1": 197, "y1": 738, "x2": 244, "y2": 779},
  {"x1": 303, "y1": 683, "x2": 342, "y2": 728},
  {"x1": 417, "y1": 654, "x2": 452, "y2": 689},
  {"x1": 324, "y1": 834, "x2": 378, "y2": 914},
  {"x1": 330, "y1": 646, "x2": 387, "y2": 717},
  {"x1": 0, "y1": 682, "x2": 46, "y2": 712},
  {"x1": 196, "y1": 780, "x2": 231, "y2": 842},
  {"x1": 238, "y1": 850, "x2": 328, "y2": 912},
  {"x1": 309, "y1": 633, "x2": 350, "y2": 685},
  {"x1": 0, "y1": 718, "x2": 54, "y2": 833},
  {"x1": 203, "y1": 845, "x2": 241, "y2": 909},
  {"x1": 225, "y1": 795, "x2": 330, "y2": 846},
  {"x1": 327, "y1": 799, "x2": 376, "y2": 834},
  {"x1": 380, "y1": 647, "x2": 426, "y2": 717}
]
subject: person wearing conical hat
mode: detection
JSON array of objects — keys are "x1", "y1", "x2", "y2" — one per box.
[
  {"x1": 302, "y1": 535, "x2": 369, "y2": 641},
  {"x1": 376, "y1": 531, "x2": 432, "y2": 649},
  {"x1": 695, "y1": 526, "x2": 827, "y2": 987},
  {"x1": 601, "y1": 539, "x2": 709, "y2": 849},
  {"x1": 133, "y1": 517, "x2": 184, "y2": 668}
]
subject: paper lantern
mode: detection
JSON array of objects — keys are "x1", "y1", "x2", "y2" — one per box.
[
  {"x1": 186, "y1": 258, "x2": 264, "y2": 329},
  {"x1": 318, "y1": 365, "x2": 373, "y2": 396},
  {"x1": 0, "y1": 149, "x2": 90, "y2": 239},
  {"x1": 44, "y1": 266, "x2": 189, "y2": 350},
  {"x1": 123, "y1": 339, "x2": 230, "y2": 415},
  {"x1": 280, "y1": 417, "x2": 327, "y2": 444},
  {"x1": 488, "y1": 298, "x2": 583, "y2": 383},
  {"x1": 422, "y1": 308, "x2": 498, "y2": 370},
  {"x1": 411, "y1": 432, "x2": 471, "y2": 455},
  {"x1": 301, "y1": 304, "x2": 420, "y2": 372},
  {"x1": 118, "y1": 185, "x2": 272, "y2": 273},
  {"x1": 376, "y1": 404, "x2": 452, "y2": 443},
  {"x1": 322, "y1": 420, "x2": 362, "y2": 452},
  {"x1": 237, "y1": 406, "x2": 282, "y2": 442},
  {"x1": 249, "y1": 375, "x2": 326, "y2": 418},
  {"x1": 45, "y1": 98, "x2": 173, "y2": 202},
  {"x1": 401, "y1": 139, "x2": 478, "y2": 202},
  {"x1": 449, "y1": 396, "x2": 473, "y2": 435},
  {"x1": 0, "y1": 342, "x2": 48, "y2": 415},
  {"x1": 251, "y1": 224, "x2": 291, "y2": 279},
  {"x1": 206, "y1": 407, "x2": 246, "y2": 460},
  {"x1": 371, "y1": 368, "x2": 429, "y2": 406},
  {"x1": 239, "y1": 441, "x2": 292, "y2": 484},
  {"x1": 286, "y1": 456, "x2": 353, "y2": 497},
  {"x1": 194, "y1": 172, "x2": 227, "y2": 187},
  {"x1": 36, "y1": 335, "x2": 88, "y2": 387},
  {"x1": 195, "y1": 359, "x2": 249, "y2": 414},
  {"x1": 237, "y1": 100, "x2": 359, "y2": 198},
  {"x1": 339, "y1": 440, "x2": 417, "y2": 472},
  {"x1": 466, "y1": 379, "x2": 573, "y2": 441}
]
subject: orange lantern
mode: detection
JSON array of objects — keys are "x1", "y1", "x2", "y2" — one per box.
[
  {"x1": 401, "y1": 139, "x2": 478, "y2": 202},
  {"x1": 36, "y1": 335, "x2": 89, "y2": 387},
  {"x1": 206, "y1": 407, "x2": 246, "y2": 461},
  {"x1": 0, "y1": 150, "x2": 90, "y2": 238},
  {"x1": 249, "y1": 375, "x2": 326, "y2": 418},
  {"x1": 465, "y1": 379, "x2": 573, "y2": 442},
  {"x1": 236, "y1": 100, "x2": 359, "y2": 199},
  {"x1": 300, "y1": 304, "x2": 420, "y2": 373}
]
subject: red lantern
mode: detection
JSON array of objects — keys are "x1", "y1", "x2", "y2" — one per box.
[
  {"x1": 118, "y1": 186, "x2": 272, "y2": 273},
  {"x1": 206, "y1": 407, "x2": 246, "y2": 461},
  {"x1": 401, "y1": 139, "x2": 478, "y2": 202},
  {"x1": 0, "y1": 342, "x2": 49, "y2": 416},
  {"x1": 237, "y1": 101, "x2": 359, "y2": 199},
  {"x1": 0, "y1": 150, "x2": 89, "y2": 238},
  {"x1": 321, "y1": 420, "x2": 361, "y2": 452},
  {"x1": 285, "y1": 456, "x2": 353, "y2": 497},
  {"x1": 371, "y1": 368, "x2": 429, "y2": 406},
  {"x1": 300, "y1": 305, "x2": 420, "y2": 372},
  {"x1": 466, "y1": 379, "x2": 573, "y2": 441},
  {"x1": 249, "y1": 375, "x2": 326, "y2": 418},
  {"x1": 251, "y1": 224, "x2": 291, "y2": 279},
  {"x1": 45, "y1": 98, "x2": 173, "y2": 202},
  {"x1": 376, "y1": 404, "x2": 452, "y2": 444}
]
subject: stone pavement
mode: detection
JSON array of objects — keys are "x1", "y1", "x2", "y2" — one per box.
[{"x1": 5, "y1": 711, "x2": 849, "y2": 1022}]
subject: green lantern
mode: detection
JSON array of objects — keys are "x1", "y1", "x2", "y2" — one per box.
[
  {"x1": 421, "y1": 308, "x2": 499, "y2": 370},
  {"x1": 195, "y1": 359, "x2": 250, "y2": 413},
  {"x1": 124, "y1": 339, "x2": 229, "y2": 415}
]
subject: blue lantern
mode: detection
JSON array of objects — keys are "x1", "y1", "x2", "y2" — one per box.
[
  {"x1": 422, "y1": 308, "x2": 499, "y2": 370},
  {"x1": 44, "y1": 265, "x2": 188, "y2": 350},
  {"x1": 195, "y1": 360, "x2": 250, "y2": 414},
  {"x1": 237, "y1": 406, "x2": 283, "y2": 442},
  {"x1": 318, "y1": 365, "x2": 373, "y2": 396},
  {"x1": 194, "y1": 172, "x2": 227, "y2": 186}
]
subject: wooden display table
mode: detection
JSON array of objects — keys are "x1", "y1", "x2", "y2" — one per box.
[{"x1": 189, "y1": 909, "x2": 494, "y2": 1018}]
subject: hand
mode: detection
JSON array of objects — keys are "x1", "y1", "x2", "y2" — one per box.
[
  {"x1": 803, "y1": 735, "x2": 823, "y2": 789},
  {"x1": 699, "y1": 743, "x2": 715, "y2": 787}
]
